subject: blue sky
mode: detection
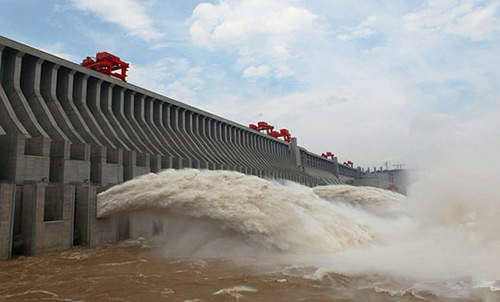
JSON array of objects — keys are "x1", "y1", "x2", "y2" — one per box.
[{"x1": 2, "y1": 0, "x2": 500, "y2": 168}]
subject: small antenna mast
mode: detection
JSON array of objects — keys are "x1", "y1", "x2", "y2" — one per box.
[{"x1": 383, "y1": 160, "x2": 390, "y2": 170}]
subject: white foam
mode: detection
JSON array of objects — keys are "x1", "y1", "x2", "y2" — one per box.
[
  {"x1": 213, "y1": 285, "x2": 258, "y2": 295},
  {"x1": 98, "y1": 169, "x2": 373, "y2": 255},
  {"x1": 313, "y1": 185, "x2": 405, "y2": 207}
]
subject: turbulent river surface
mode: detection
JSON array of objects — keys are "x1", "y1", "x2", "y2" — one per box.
[{"x1": 1, "y1": 169, "x2": 500, "y2": 302}]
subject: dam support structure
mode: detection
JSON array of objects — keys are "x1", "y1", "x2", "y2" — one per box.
[{"x1": 0, "y1": 36, "x2": 364, "y2": 259}]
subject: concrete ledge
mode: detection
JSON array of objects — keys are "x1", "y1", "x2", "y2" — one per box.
[{"x1": 0, "y1": 134, "x2": 50, "y2": 182}]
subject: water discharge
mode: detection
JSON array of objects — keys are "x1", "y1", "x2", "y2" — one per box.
[
  {"x1": 98, "y1": 170, "x2": 373, "y2": 255},
  {"x1": 95, "y1": 168, "x2": 500, "y2": 301}
]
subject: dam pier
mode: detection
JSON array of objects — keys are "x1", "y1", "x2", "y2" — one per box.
[{"x1": 0, "y1": 36, "x2": 363, "y2": 260}]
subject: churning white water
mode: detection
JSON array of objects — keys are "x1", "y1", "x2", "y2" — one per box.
[
  {"x1": 97, "y1": 165, "x2": 500, "y2": 300},
  {"x1": 98, "y1": 170, "x2": 373, "y2": 255}
]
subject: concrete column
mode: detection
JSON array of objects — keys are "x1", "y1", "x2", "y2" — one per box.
[
  {"x1": 70, "y1": 74, "x2": 108, "y2": 146},
  {"x1": 191, "y1": 114, "x2": 209, "y2": 169},
  {"x1": 39, "y1": 60, "x2": 90, "y2": 143},
  {"x1": 0, "y1": 134, "x2": 23, "y2": 181},
  {"x1": 18, "y1": 183, "x2": 40, "y2": 255},
  {"x1": 112, "y1": 87, "x2": 151, "y2": 154},
  {"x1": 198, "y1": 116, "x2": 226, "y2": 168},
  {"x1": 156, "y1": 102, "x2": 185, "y2": 168},
  {"x1": 333, "y1": 157, "x2": 340, "y2": 178},
  {"x1": 75, "y1": 185, "x2": 117, "y2": 246},
  {"x1": 142, "y1": 96, "x2": 170, "y2": 156},
  {"x1": 85, "y1": 78, "x2": 127, "y2": 149},
  {"x1": 212, "y1": 120, "x2": 244, "y2": 169},
  {"x1": 237, "y1": 129, "x2": 270, "y2": 174},
  {"x1": 21, "y1": 56, "x2": 69, "y2": 142},
  {"x1": 144, "y1": 97, "x2": 175, "y2": 156},
  {"x1": 176, "y1": 108, "x2": 203, "y2": 168},
  {"x1": 189, "y1": 113, "x2": 218, "y2": 169},
  {"x1": 3, "y1": 49, "x2": 49, "y2": 138},
  {"x1": 163, "y1": 155, "x2": 174, "y2": 170},
  {"x1": 290, "y1": 137, "x2": 301, "y2": 170},
  {"x1": 150, "y1": 153, "x2": 161, "y2": 173},
  {"x1": 101, "y1": 83, "x2": 138, "y2": 151},
  {"x1": 0, "y1": 183, "x2": 15, "y2": 260},
  {"x1": 124, "y1": 91, "x2": 162, "y2": 155},
  {"x1": 186, "y1": 111, "x2": 215, "y2": 168},
  {"x1": 164, "y1": 105, "x2": 192, "y2": 168},
  {"x1": 233, "y1": 128, "x2": 256, "y2": 169},
  {"x1": 173, "y1": 107, "x2": 201, "y2": 168},
  {"x1": 0, "y1": 49, "x2": 29, "y2": 135}
]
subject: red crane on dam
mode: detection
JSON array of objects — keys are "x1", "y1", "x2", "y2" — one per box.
[
  {"x1": 270, "y1": 128, "x2": 291, "y2": 143},
  {"x1": 249, "y1": 121, "x2": 291, "y2": 143},
  {"x1": 321, "y1": 152, "x2": 335, "y2": 160},
  {"x1": 249, "y1": 121, "x2": 275, "y2": 135},
  {"x1": 343, "y1": 160, "x2": 354, "y2": 168},
  {"x1": 81, "y1": 52, "x2": 129, "y2": 82}
]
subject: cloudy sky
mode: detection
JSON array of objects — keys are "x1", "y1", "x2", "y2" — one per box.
[{"x1": 2, "y1": 0, "x2": 500, "y2": 169}]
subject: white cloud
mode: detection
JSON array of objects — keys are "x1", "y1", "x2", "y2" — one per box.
[
  {"x1": 242, "y1": 64, "x2": 270, "y2": 78},
  {"x1": 38, "y1": 42, "x2": 80, "y2": 62},
  {"x1": 189, "y1": 0, "x2": 325, "y2": 78},
  {"x1": 72, "y1": 0, "x2": 162, "y2": 41},
  {"x1": 81, "y1": 29, "x2": 118, "y2": 53},
  {"x1": 404, "y1": 0, "x2": 500, "y2": 41},
  {"x1": 127, "y1": 58, "x2": 211, "y2": 106},
  {"x1": 167, "y1": 67, "x2": 205, "y2": 105},
  {"x1": 165, "y1": 80, "x2": 199, "y2": 104},
  {"x1": 273, "y1": 64, "x2": 294, "y2": 78},
  {"x1": 192, "y1": 0, "x2": 499, "y2": 168},
  {"x1": 190, "y1": 1, "x2": 321, "y2": 50},
  {"x1": 337, "y1": 15, "x2": 377, "y2": 41}
]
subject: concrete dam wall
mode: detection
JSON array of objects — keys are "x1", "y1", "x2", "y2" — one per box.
[{"x1": 0, "y1": 36, "x2": 362, "y2": 259}]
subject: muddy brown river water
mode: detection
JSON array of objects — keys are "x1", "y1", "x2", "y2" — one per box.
[{"x1": 0, "y1": 242, "x2": 492, "y2": 302}]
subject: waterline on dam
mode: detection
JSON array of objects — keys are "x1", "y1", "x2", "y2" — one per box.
[{"x1": 2, "y1": 169, "x2": 499, "y2": 301}]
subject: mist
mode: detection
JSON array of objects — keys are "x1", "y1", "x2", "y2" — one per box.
[
  {"x1": 311, "y1": 102, "x2": 500, "y2": 293},
  {"x1": 97, "y1": 104, "x2": 500, "y2": 299}
]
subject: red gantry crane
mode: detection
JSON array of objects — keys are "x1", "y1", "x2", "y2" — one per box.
[
  {"x1": 81, "y1": 52, "x2": 129, "y2": 82},
  {"x1": 343, "y1": 160, "x2": 354, "y2": 168},
  {"x1": 321, "y1": 152, "x2": 335, "y2": 160},
  {"x1": 249, "y1": 121, "x2": 291, "y2": 143},
  {"x1": 249, "y1": 121, "x2": 275, "y2": 135},
  {"x1": 271, "y1": 128, "x2": 291, "y2": 143}
]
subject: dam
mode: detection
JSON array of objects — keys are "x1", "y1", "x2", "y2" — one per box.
[{"x1": 0, "y1": 35, "x2": 363, "y2": 260}]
